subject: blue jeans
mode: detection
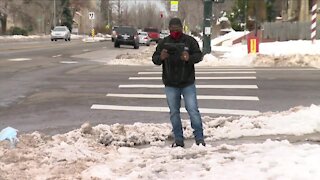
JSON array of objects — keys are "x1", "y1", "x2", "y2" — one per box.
[{"x1": 165, "y1": 83, "x2": 204, "y2": 142}]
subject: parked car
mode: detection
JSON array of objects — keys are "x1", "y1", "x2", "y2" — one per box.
[
  {"x1": 160, "y1": 30, "x2": 170, "y2": 40},
  {"x1": 51, "y1": 26, "x2": 71, "y2": 41},
  {"x1": 114, "y1": 26, "x2": 139, "y2": 49},
  {"x1": 144, "y1": 27, "x2": 160, "y2": 43},
  {"x1": 138, "y1": 31, "x2": 151, "y2": 46},
  {"x1": 111, "y1": 26, "x2": 119, "y2": 42}
]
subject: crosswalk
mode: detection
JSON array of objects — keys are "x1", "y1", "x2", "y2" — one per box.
[{"x1": 91, "y1": 67, "x2": 261, "y2": 116}]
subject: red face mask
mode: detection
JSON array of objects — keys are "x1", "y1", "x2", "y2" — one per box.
[{"x1": 170, "y1": 31, "x2": 182, "y2": 40}]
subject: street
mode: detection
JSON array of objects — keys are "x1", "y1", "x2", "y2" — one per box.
[{"x1": 1, "y1": 39, "x2": 320, "y2": 135}]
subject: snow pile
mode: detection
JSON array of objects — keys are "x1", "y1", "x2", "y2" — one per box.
[
  {"x1": 101, "y1": 38, "x2": 320, "y2": 68},
  {"x1": 252, "y1": 54, "x2": 320, "y2": 68},
  {"x1": 0, "y1": 34, "x2": 84, "y2": 42},
  {"x1": 1, "y1": 105, "x2": 320, "y2": 179},
  {"x1": 106, "y1": 46, "x2": 155, "y2": 66},
  {"x1": 0, "y1": 35, "x2": 49, "y2": 41}
]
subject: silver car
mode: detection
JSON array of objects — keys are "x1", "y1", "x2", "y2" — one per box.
[
  {"x1": 51, "y1": 26, "x2": 71, "y2": 41},
  {"x1": 138, "y1": 31, "x2": 150, "y2": 46}
]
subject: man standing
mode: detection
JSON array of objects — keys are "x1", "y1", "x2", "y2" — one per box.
[{"x1": 152, "y1": 17, "x2": 205, "y2": 147}]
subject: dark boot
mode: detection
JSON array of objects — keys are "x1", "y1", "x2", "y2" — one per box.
[
  {"x1": 196, "y1": 139, "x2": 206, "y2": 146},
  {"x1": 172, "y1": 140, "x2": 185, "y2": 148}
]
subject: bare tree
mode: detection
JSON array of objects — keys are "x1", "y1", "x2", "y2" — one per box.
[
  {"x1": 99, "y1": 0, "x2": 109, "y2": 28},
  {"x1": 112, "y1": 0, "x2": 126, "y2": 25},
  {"x1": 0, "y1": 0, "x2": 10, "y2": 34}
]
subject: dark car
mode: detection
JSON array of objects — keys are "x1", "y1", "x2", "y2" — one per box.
[
  {"x1": 144, "y1": 27, "x2": 160, "y2": 43},
  {"x1": 114, "y1": 26, "x2": 139, "y2": 49}
]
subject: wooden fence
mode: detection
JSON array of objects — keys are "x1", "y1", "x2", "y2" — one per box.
[{"x1": 262, "y1": 21, "x2": 320, "y2": 41}]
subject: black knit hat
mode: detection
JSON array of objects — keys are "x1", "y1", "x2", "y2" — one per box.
[{"x1": 169, "y1": 17, "x2": 182, "y2": 27}]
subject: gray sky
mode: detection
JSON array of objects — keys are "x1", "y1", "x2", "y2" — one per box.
[{"x1": 125, "y1": 0, "x2": 166, "y2": 12}]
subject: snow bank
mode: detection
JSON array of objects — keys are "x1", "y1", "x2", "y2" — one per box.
[{"x1": 1, "y1": 105, "x2": 320, "y2": 179}]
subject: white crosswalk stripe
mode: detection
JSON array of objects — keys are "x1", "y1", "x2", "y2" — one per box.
[
  {"x1": 119, "y1": 84, "x2": 258, "y2": 89},
  {"x1": 107, "y1": 93, "x2": 259, "y2": 101},
  {"x1": 91, "y1": 67, "x2": 261, "y2": 116},
  {"x1": 138, "y1": 71, "x2": 257, "y2": 74},
  {"x1": 129, "y1": 76, "x2": 256, "y2": 80},
  {"x1": 91, "y1": 105, "x2": 260, "y2": 116}
]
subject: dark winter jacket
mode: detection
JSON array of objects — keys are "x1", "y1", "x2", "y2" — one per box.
[{"x1": 152, "y1": 34, "x2": 203, "y2": 88}]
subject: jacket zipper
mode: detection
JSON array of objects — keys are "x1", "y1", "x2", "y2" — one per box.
[{"x1": 181, "y1": 61, "x2": 185, "y2": 82}]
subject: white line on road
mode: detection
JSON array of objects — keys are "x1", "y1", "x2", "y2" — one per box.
[
  {"x1": 52, "y1": 54, "x2": 62, "y2": 58},
  {"x1": 107, "y1": 93, "x2": 259, "y2": 101},
  {"x1": 129, "y1": 77, "x2": 256, "y2": 80},
  {"x1": 195, "y1": 68, "x2": 319, "y2": 71},
  {"x1": 147, "y1": 68, "x2": 319, "y2": 71},
  {"x1": 91, "y1": 104, "x2": 260, "y2": 116},
  {"x1": 138, "y1": 71, "x2": 256, "y2": 74},
  {"x1": 119, "y1": 84, "x2": 258, "y2": 89},
  {"x1": 8, "y1": 58, "x2": 32, "y2": 61},
  {"x1": 60, "y1": 61, "x2": 78, "y2": 64}
]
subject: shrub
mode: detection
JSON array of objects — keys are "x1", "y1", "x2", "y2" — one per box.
[{"x1": 9, "y1": 27, "x2": 28, "y2": 36}]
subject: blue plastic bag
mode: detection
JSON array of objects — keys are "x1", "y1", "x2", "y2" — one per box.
[{"x1": 0, "y1": 127, "x2": 19, "y2": 148}]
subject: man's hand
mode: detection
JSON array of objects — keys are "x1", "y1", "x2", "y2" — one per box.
[
  {"x1": 160, "y1": 49, "x2": 169, "y2": 61},
  {"x1": 181, "y1": 51, "x2": 189, "y2": 62}
]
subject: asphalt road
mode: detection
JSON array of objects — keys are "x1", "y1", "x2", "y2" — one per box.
[{"x1": 0, "y1": 38, "x2": 320, "y2": 135}]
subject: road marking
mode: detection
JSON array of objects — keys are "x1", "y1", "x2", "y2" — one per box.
[
  {"x1": 83, "y1": 49, "x2": 90, "y2": 52},
  {"x1": 148, "y1": 68, "x2": 319, "y2": 71},
  {"x1": 129, "y1": 76, "x2": 256, "y2": 80},
  {"x1": 119, "y1": 84, "x2": 258, "y2": 89},
  {"x1": 52, "y1": 54, "x2": 62, "y2": 58},
  {"x1": 107, "y1": 93, "x2": 259, "y2": 101},
  {"x1": 138, "y1": 71, "x2": 256, "y2": 74},
  {"x1": 196, "y1": 68, "x2": 319, "y2": 71},
  {"x1": 91, "y1": 104, "x2": 260, "y2": 116},
  {"x1": 60, "y1": 61, "x2": 78, "y2": 64},
  {"x1": 8, "y1": 58, "x2": 31, "y2": 61}
]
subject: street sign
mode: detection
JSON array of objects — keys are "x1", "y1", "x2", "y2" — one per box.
[
  {"x1": 170, "y1": 1, "x2": 178, "y2": 12},
  {"x1": 89, "y1": 12, "x2": 95, "y2": 20},
  {"x1": 204, "y1": 27, "x2": 211, "y2": 35}
]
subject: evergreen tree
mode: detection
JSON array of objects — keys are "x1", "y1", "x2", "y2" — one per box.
[
  {"x1": 226, "y1": 0, "x2": 247, "y2": 31},
  {"x1": 266, "y1": 0, "x2": 276, "y2": 22},
  {"x1": 60, "y1": 0, "x2": 73, "y2": 31},
  {"x1": 227, "y1": 0, "x2": 270, "y2": 31}
]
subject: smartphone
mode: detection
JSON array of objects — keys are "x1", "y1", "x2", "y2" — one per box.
[{"x1": 164, "y1": 43, "x2": 185, "y2": 54}]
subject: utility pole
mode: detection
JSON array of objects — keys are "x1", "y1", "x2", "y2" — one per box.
[
  {"x1": 53, "y1": 0, "x2": 56, "y2": 27},
  {"x1": 203, "y1": 0, "x2": 213, "y2": 54},
  {"x1": 203, "y1": 0, "x2": 224, "y2": 54}
]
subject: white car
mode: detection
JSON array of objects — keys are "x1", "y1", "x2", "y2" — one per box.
[
  {"x1": 138, "y1": 31, "x2": 151, "y2": 46},
  {"x1": 160, "y1": 30, "x2": 169, "y2": 40},
  {"x1": 51, "y1": 26, "x2": 71, "y2": 41}
]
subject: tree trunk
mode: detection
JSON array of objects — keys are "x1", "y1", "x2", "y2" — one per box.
[
  {"x1": 0, "y1": 14, "x2": 7, "y2": 35},
  {"x1": 100, "y1": 0, "x2": 108, "y2": 26}
]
